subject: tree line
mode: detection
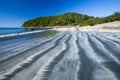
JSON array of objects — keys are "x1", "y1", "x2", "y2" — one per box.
[{"x1": 22, "y1": 12, "x2": 120, "y2": 27}]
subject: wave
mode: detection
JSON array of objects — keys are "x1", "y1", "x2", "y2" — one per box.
[{"x1": 0, "y1": 30, "x2": 49, "y2": 38}]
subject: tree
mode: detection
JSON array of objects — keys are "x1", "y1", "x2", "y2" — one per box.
[{"x1": 22, "y1": 11, "x2": 120, "y2": 27}]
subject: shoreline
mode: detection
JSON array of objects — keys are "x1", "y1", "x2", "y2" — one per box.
[{"x1": 0, "y1": 30, "x2": 48, "y2": 38}]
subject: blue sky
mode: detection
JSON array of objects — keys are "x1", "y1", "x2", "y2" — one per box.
[{"x1": 0, "y1": 0, "x2": 120, "y2": 27}]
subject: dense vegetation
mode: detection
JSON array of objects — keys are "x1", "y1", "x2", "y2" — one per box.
[{"x1": 22, "y1": 12, "x2": 120, "y2": 27}]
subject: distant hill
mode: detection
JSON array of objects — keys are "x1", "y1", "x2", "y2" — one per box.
[{"x1": 22, "y1": 12, "x2": 120, "y2": 27}]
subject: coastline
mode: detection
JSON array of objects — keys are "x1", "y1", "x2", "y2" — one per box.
[
  {"x1": 0, "y1": 29, "x2": 48, "y2": 38},
  {"x1": 1, "y1": 30, "x2": 120, "y2": 80}
]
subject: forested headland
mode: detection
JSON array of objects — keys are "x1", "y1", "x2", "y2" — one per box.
[{"x1": 22, "y1": 12, "x2": 120, "y2": 27}]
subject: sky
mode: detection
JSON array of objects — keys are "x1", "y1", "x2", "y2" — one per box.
[{"x1": 0, "y1": 0, "x2": 120, "y2": 27}]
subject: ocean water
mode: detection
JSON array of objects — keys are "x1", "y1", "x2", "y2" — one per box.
[
  {"x1": 0, "y1": 27, "x2": 53, "y2": 35},
  {"x1": 0, "y1": 28, "x2": 29, "y2": 35}
]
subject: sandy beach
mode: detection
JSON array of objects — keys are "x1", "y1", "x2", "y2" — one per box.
[
  {"x1": 54, "y1": 21, "x2": 120, "y2": 32},
  {"x1": 0, "y1": 30, "x2": 120, "y2": 80}
]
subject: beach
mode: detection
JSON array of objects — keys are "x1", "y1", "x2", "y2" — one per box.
[
  {"x1": 54, "y1": 21, "x2": 120, "y2": 32},
  {"x1": 0, "y1": 28, "x2": 120, "y2": 80},
  {"x1": 0, "y1": 0, "x2": 120, "y2": 79}
]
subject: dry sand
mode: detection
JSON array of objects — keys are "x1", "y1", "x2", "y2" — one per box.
[{"x1": 53, "y1": 21, "x2": 120, "y2": 32}]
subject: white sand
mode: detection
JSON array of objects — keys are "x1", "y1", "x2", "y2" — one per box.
[{"x1": 53, "y1": 21, "x2": 120, "y2": 32}]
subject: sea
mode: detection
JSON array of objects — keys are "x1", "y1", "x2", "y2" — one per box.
[
  {"x1": 0, "y1": 27, "x2": 52, "y2": 35},
  {"x1": 0, "y1": 28, "x2": 29, "y2": 35}
]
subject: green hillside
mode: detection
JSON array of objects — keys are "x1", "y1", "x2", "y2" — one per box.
[{"x1": 22, "y1": 12, "x2": 120, "y2": 27}]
